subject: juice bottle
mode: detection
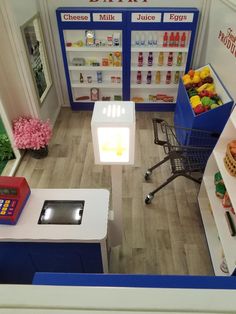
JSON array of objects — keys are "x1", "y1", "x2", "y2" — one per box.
[
  {"x1": 180, "y1": 32, "x2": 186, "y2": 47},
  {"x1": 163, "y1": 32, "x2": 168, "y2": 47},
  {"x1": 80, "y1": 73, "x2": 84, "y2": 83},
  {"x1": 135, "y1": 33, "x2": 140, "y2": 46},
  {"x1": 138, "y1": 52, "x2": 143, "y2": 66},
  {"x1": 175, "y1": 32, "x2": 180, "y2": 47},
  {"x1": 141, "y1": 33, "x2": 145, "y2": 46},
  {"x1": 176, "y1": 52, "x2": 183, "y2": 66},
  {"x1": 136, "y1": 71, "x2": 142, "y2": 84},
  {"x1": 155, "y1": 71, "x2": 161, "y2": 84},
  {"x1": 167, "y1": 52, "x2": 173, "y2": 66},
  {"x1": 169, "y1": 32, "x2": 175, "y2": 47},
  {"x1": 158, "y1": 52, "x2": 164, "y2": 66},
  {"x1": 174, "y1": 71, "x2": 180, "y2": 84},
  {"x1": 148, "y1": 52, "x2": 153, "y2": 66},
  {"x1": 148, "y1": 34, "x2": 153, "y2": 46},
  {"x1": 166, "y1": 71, "x2": 171, "y2": 84},
  {"x1": 108, "y1": 53, "x2": 114, "y2": 66},
  {"x1": 147, "y1": 71, "x2": 152, "y2": 84}
]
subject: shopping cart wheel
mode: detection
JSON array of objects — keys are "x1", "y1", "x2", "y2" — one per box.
[
  {"x1": 145, "y1": 193, "x2": 154, "y2": 204},
  {"x1": 144, "y1": 170, "x2": 152, "y2": 181}
]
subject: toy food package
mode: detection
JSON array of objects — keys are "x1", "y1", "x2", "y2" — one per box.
[
  {"x1": 214, "y1": 171, "x2": 224, "y2": 185},
  {"x1": 113, "y1": 32, "x2": 121, "y2": 46},
  {"x1": 215, "y1": 182, "x2": 226, "y2": 199},
  {"x1": 85, "y1": 30, "x2": 95, "y2": 46},
  {"x1": 91, "y1": 88, "x2": 99, "y2": 101},
  {"x1": 222, "y1": 192, "x2": 232, "y2": 208}
]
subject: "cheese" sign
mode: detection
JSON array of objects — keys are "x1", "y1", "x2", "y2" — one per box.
[{"x1": 61, "y1": 13, "x2": 91, "y2": 22}]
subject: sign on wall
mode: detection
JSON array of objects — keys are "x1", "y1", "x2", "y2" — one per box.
[{"x1": 204, "y1": 0, "x2": 236, "y2": 103}]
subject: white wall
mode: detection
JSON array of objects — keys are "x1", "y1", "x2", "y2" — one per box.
[
  {"x1": 46, "y1": 0, "x2": 209, "y2": 106},
  {"x1": 199, "y1": 0, "x2": 236, "y2": 104}
]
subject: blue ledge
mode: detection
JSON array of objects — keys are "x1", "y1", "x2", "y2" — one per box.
[{"x1": 33, "y1": 273, "x2": 236, "y2": 289}]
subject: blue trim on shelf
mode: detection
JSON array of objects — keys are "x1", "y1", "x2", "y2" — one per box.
[{"x1": 33, "y1": 273, "x2": 236, "y2": 289}]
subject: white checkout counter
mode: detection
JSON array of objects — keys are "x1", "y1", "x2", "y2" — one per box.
[{"x1": 0, "y1": 189, "x2": 110, "y2": 284}]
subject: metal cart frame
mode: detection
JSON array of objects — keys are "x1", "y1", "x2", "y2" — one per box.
[{"x1": 144, "y1": 118, "x2": 219, "y2": 204}]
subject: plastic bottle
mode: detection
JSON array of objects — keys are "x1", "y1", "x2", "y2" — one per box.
[
  {"x1": 80, "y1": 73, "x2": 84, "y2": 83},
  {"x1": 138, "y1": 52, "x2": 143, "y2": 66},
  {"x1": 176, "y1": 52, "x2": 183, "y2": 66},
  {"x1": 136, "y1": 71, "x2": 142, "y2": 84},
  {"x1": 97, "y1": 71, "x2": 103, "y2": 83},
  {"x1": 148, "y1": 33, "x2": 153, "y2": 46},
  {"x1": 175, "y1": 32, "x2": 180, "y2": 47},
  {"x1": 155, "y1": 71, "x2": 161, "y2": 84},
  {"x1": 166, "y1": 71, "x2": 171, "y2": 84},
  {"x1": 147, "y1": 71, "x2": 152, "y2": 84},
  {"x1": 163, "y1": 32, "x2": 168, "y2": 47},
  {"x1": 167, "y1": 52, "x2": 173, "y2": 66},
  {"x1": 140, "y1": 33, "x2": 146, "y2": 46},
  {"x1": 148, "y1": 52, "x2": 153, "y2": 66},
  {"x1": 158, "y1": 52, "x2": 164, "y2": 66},
  {"x1": 135, "y1": 33, "x2": 140, "y2": 46},
  {"x1": 108, "y1": 53, "x2": 114, "y2": 66},
  {"x1": 153, "y1": 35, "x2": 158, "y2": 46},
  {"x1": 180, "y1": 32, "x2": 186, "y2": 47},
  {"x1": 169, "y1": 32, "x2": 175, "y2": 47},
  {"x1": 174, "y1": 71, "x2": 180, "y2": 84}
]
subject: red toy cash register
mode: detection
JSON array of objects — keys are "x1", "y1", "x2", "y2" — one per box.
[{"x1": 0, "y1": 176, "x2": 30, "y2": 225}]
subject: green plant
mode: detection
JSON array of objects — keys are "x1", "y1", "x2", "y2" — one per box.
[{"x1": 0, "y1": 134, "x2": 14, "y2": 161}]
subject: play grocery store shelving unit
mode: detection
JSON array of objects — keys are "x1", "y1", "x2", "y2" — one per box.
[
  {"x1": 198, "y1": 106, "x2": 236, "y2": 276},
  {"x1": 56, "y1": 7, "x2": 199, "y2": 111}
]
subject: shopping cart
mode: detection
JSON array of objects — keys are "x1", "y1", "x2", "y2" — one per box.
[{"x1": 144, "y1": 118, "x2": 219, "y2": 204}]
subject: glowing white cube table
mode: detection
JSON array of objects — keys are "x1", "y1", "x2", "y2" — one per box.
[{"x1": 91, "y1": 101, "x2": 135, "y2": 245}]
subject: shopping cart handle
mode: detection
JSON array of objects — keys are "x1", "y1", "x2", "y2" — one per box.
[{"x1": 152, "y1": 118, "x2": 168, "y2": 146}]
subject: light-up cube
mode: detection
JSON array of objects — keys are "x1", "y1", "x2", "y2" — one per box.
[{"x1": 91, "y1": 101, "x2": 135, "y2": 165}]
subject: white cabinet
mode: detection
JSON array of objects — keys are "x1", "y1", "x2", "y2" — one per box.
[{"x1": 198, "y1": 106, "x2": 236, "y2": 276}]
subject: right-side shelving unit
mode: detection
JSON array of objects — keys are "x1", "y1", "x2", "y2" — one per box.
[{"x1": 198, "y1": 106, "x2": 236, "y2": 276}]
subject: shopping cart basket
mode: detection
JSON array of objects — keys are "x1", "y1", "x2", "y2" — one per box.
[{"x1": 144, "y1": 118, "x2": 219, "y2": 204}]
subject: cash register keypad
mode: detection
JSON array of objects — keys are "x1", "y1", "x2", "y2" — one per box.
[{"x1": 0, "y1": 199, "x2": 17, "y2": 216}]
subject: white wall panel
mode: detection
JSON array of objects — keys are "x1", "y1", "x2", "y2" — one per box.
[{"x1": 201, "y1": 0, "x2": 236, "y2": 104}]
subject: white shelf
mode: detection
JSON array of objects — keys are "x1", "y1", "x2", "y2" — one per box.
[
  {"x1": 131, "y1": 46, "x2": 188, "y2": 53},
  {"x1": 213, "y1": 150, "x2": 236, "y2": 210},
  {"x1": 198, "y1": 187, "x2": 227, "y2": 276},
  {"x1": 66, "y1": 46, "x2": 122, "y2": 52},
  {"x1": 69, "y1": 66, "x2": 122, "y2": 71},
  {"x1": 131, "y1": 65, "x2": 185, "y2": 71},
  {"x1": 202, "y1": 175, "x2": 236, "y2": 275},
  {"x1": 131, "y1": 83, "x2": 177, "y2": 89},
  {"x1": 230, "y1": 106, "x2": 236, "y2": 128},
  {"x1": 71, "y1": 82, "x2": 122, "y2": 88}
]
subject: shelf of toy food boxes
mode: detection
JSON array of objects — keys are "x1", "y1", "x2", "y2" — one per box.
[
  {"x1": 71, "y1": 82, "x2": 122, "y2": 88},
  {"x1": 174, "y1": 64, "x2": 234, "y2": 133},
  {"x1": 66, "y1": 47, "x2": 122, "y2": 52},
  {"x1": 131, "y1": 47, "x2": 188, "y2": 53},
  {"x1": 198, "y1": 162, "x2": 236, "y2": 276},
  {"x1": 131, "y1": 83, "x2": 177, "y2": 89},
  {"x1": 69, "y1": 66, "x2": 122, "y2": 71},
  {"x1": 198, "y1": 106, "x2": 236, "y2": 276}
]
